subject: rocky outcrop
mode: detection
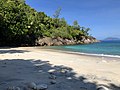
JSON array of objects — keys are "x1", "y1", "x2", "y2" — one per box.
[
  {"x1": 80, "y1": 36, "x2": 100, "y2": 44},
  {"x1": 35, "y1": 37, "x2": 76, "y2": 46},
  {"x1": 35, "y1": 36, "x2": 100, "y2": 46}
]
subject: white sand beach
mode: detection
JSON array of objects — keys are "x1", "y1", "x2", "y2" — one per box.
[{"x1": 0, "y1": 47, "x2": 120, "y2": 90}]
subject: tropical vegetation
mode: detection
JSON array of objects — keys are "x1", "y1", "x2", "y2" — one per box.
[{"x1": 0, "y1": 0, "x2": 91, "y2": 46}]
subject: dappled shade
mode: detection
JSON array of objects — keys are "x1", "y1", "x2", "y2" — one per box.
[
  {"x1": 0, "y1": 59, "x2": 120, "y2": 90},
  {"x1": 0, "y1": 49, "x2": 29, "y2": 54}
]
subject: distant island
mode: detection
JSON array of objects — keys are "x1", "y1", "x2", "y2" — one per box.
[
  {"x1": 0, "y1": 0, "x2": 99, "y2": 46},
  {"x1": 103, "y1": 37, "x2": 120, "y2": 41}
]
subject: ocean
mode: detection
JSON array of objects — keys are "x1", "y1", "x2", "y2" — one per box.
[{"x1": 47, "y1": 40, "x2": 120, "y2": 58}]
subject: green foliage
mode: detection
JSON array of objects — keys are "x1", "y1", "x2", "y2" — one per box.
[
  {"x1": 73, "y1": 20, "x2": 80, "y2": 30},
  {"x1": 53, "y1": 7, "x2": 61, "y2": 19},
  {"x1": 0, "y1": 0, "x2": 91, "y2": 46},
  {"x1": 50, "y1": 27, "x2": 73, "y2": 39},
  {"x1": 81, "y1": 27, "x2": 90, "y2": 36}
]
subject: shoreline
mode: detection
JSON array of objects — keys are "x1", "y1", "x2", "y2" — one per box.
[
  {"x1": 36, "y1": 46, "x2": 120, "y2": 60},
  {"x1": 0, "y1": 47, "x2": 120, "y2": 89}
]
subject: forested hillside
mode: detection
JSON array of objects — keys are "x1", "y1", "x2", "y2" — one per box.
[{"x1": 0, "y1": 0, "x2": 98, "y2": 46}]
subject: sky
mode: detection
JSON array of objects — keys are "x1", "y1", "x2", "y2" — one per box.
[{"x1": 25, "y1": 0, "x2": 120, "y2": 40}]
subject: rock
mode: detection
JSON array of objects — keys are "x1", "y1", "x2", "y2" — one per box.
[
  {"x1": 6, "y1": 86, "x2": 21, "y2": 90},
  {"x1": 65, "y1": 73, "x2": 71, "y2": 77},
  {"x1": 84, "y1": 39, "x2": 91, "y2": 44},
  {"x1": 15, "y1": 87, "x2": 21, "y2": 90},
  {"x1": 27, "y1": 82, "x2": 37, "y2": 89},
  {"x1": 36, "y1": 84, "x2": 48, "y2": 90},
  {"x1": 60, "y1": 69, "x2": 67, "y2": 74},
  {"x1": 52, "y1": 39, "x2": 58, "y2": 44},
  {"x1": 97, "y1": 85, "x2": 110, "y2": 90},
  {"x1": 57, "y1": 37, "x2": 63, "y2": 42},
  {"x1": 62, "y1": 39, "x2": 75, "y2": 45},
  {"x1": 6, "y1": 86, "x2": 15, "y2": 90},
  {"x1": 66, "y1": 77, "x2": 72, "y2": 80},
  {"x1": 49, "y1": 75, "x2": 57, "y2": 79},
  {"x1": 80, "y1": 36, "x2": 100, "y2": 44},
  {"x1": 23, "y1": 87, "x2": 32, "y2": 90},
  {"x1": 67, "y1": 39, "x2": 75, "y2": 45},
  {"x1": 36, "y1": 36, "x2": 99, "y2": 46},
  {"x1": 4, "y1": 62, "x2": 7, "y2": 64},
  {"x1": 60, "y1": 69, "x2": 71, "y2": 77},
  {"x1": 80, "y1": 87, "x2": 87, "y2": 90},
  {"x1": 36, "y1": 37, "x2": 53, "y2": 46},
  {"x1": 50, "y1": 80, "x2": 56, "y2": 84},
  {"x1": 48, "y1": 69, "x2": 56, "y2": 74},
  {"x1": 53, "y1": 41, "x2": 63, "y2": 46}
]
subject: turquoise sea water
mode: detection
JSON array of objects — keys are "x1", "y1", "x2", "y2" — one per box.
[{"x1": 48, "y1": 40, "x2": 120, "y2": 57}]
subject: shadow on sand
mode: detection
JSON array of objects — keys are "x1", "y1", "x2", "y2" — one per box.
[
  {"x1": 0, "y1": 49, "x2": 29, "y2": 54},
  {"x1": 0, "y1": 59, "x2": 120, "y2": 90}
]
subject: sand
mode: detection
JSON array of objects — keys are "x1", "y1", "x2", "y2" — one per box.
[{"x1": 0, "y1": 47, "x2": 120, "y2": 90}]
